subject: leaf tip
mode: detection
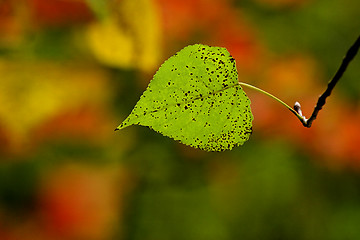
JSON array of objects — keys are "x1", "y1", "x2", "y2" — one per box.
[
  {"x1": 115, "y1": 121, "x2": 132, "y2": 131},
  {"x1": 115, "y1": 123, "x2": 125, "y2": 131}
]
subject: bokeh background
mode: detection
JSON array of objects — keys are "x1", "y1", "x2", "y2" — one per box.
[{"x1": 1, "y1": 0, "x2": 360, "y2": 239}]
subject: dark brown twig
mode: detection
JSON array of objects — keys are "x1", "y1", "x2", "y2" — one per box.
[{"x1": 294, "y1": 35, "x2": 360, "y2": 128}]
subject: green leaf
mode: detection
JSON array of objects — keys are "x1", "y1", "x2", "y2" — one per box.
[{"x1": 116, "y1": 44, "x2": 253, "y2": 151}]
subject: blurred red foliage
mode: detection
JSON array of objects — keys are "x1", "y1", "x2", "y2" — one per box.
[
  {"x1": 38, "y1": 164, "x2": 126, "y2": 240},
  {"x1": 26, "y1": 0, "x2": 94, "y2": 26},
  {"x1": 31, "y1": 106, "x2": 113, "y2": 146},
  {"x1": 156, "y1": 0, "x2": 264, "y2": 73},
  {"x1": 0, "y1": 1, "x2": 23, "y2": 45}
]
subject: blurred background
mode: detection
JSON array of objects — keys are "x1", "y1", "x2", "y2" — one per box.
[{"x1": 0, "y1": 0, "x2": 360, "y2": 239}]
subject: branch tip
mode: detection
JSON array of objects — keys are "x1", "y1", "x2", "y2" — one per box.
[
  {"x1": 296, "y1": 35, "x2": 360, "y2": 128},
  {"x1": 294, "y1": 102, "x2": 302, "y2": 115}
]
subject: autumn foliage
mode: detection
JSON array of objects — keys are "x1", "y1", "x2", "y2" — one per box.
[{"x1": 0, "y1": 0, "x2": 360, "y2": 239}]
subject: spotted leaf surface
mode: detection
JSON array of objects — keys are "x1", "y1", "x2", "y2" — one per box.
[{"x1": 116, "y1": 44, "x2": 253, "y2": 151}]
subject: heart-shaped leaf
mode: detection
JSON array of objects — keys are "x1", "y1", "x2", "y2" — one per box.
[{"x1": 116, "y1": 44, "x2": 253, "y2": 151}]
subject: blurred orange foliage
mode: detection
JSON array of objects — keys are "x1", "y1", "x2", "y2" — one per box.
[
  {"x1": 38, "y1": 164, "x2": 124, "y2": 240},
  {"x1": 156, "y1": 0, "x2": 263, "y2": 72},
  {"x1": 26, "y1": 0, "x2": 94, "y2": 26}
]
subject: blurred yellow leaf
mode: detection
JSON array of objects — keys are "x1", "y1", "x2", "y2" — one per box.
[
  {"x1": 0, "y1": 60, "x2": 112, "y2": 152},
  {"x1": 87, "y1": 0, "x2": 162, "y2": 72},
  {"x1": 87, "y1": 17, "x2": 135, "y2": 69}
]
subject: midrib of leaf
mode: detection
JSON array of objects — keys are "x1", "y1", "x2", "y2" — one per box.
[{"x1": 142, "y1": 82, "x2": 239, "y2": 115}]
